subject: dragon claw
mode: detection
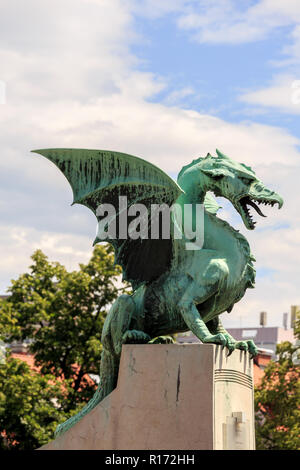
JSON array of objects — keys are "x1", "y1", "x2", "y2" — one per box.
[
  {"x1": 149, "y1": 335, "x2": 175, "y2": 344},
  {"x1": 246, "y1": 340, "x2": 258, "y2": 358},
  {"x1": 226, "y1": 343, "x2": 235, "y2": 356},
  {"x1": 233, "y1": 339, "x2": 258, "y2": 358},
  {"x1": 234, "y1": 341, "x2": 248, "y2": 352},
  {"x1": 203, "y1": 333, "x2": 227, "y2": 346},
  {"x1": 122, "y1": 330, "x2": 151, "y2": 344}
]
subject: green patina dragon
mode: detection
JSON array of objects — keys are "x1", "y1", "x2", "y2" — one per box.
[{"x1": 33, "y1": 148, "x2": 283, "y2": 436}]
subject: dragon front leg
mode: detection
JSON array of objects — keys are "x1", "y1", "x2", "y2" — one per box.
[
  {"x1": 179, "y1": 299, "x2": 227, "y2": 347},
  {"x1": 206, "y1": 317, "x2": 237, "y2": 356},
  {"x1": 207, "y1": 317, "x2": 258, "y2": 358}
]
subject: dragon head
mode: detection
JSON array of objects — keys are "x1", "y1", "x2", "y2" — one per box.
[{"x1": 178, "y1": 149, "x2": 283, "y2": 230}]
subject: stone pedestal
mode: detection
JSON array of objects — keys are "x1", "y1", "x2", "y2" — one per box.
[{"x1": 40, "y1": 344, "x2": 255, "y2": 450}]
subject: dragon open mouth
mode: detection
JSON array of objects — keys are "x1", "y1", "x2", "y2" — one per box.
[{"x1": 237, "y1": 196, "x2": 281, "y2": 230}]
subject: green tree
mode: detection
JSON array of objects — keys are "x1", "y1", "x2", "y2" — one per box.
[
  {"x1": 0, "y1": 244, "x2": 128, "y2": 447},
  {"x1": 0, "y1": 354, "x2": 72, "y2": 450},
  {"x1": 255, "y1": 320, "x2": 300, "y2": 450}
]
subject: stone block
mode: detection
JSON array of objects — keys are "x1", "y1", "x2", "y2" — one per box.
[{"x1": 40, "y1": 344, "x2": 255, "y2": 450}]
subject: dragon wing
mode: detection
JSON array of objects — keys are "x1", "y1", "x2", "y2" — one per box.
[{"x1": 32, "y1": 148, "x2": 183, "y2": 289}]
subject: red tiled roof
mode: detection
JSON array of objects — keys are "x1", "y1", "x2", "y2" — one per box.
[
  {"x1": 11, "y1": 352, "x2": 41, "y2": 373},
  {"x1": 253, "y1": 363, "x2": 265, "y2": 385},
  {"x1": 253, "y1": 351, "x2": 273, "y2": 385}
]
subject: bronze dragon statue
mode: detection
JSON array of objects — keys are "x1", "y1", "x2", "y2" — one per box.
[{"x1": 32, "y1": 148, "x2": 283, "y2": 436}]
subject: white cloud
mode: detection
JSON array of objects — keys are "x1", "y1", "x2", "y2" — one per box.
[
  {"x1": 280, "y1": 25, "x2": 300, "y2": 66},
  {"x1": 239, "y1": 75, "x2": 300, "y2": 114},
  {"x1": 132, "y1": 0, "x2": 190, "y2": 19},
  {"x1": 0, "y1": 225, "x2": 92, "y2": 292},
  {"x1": 176, "y1": 0, "x2": 300, "y2": 44},
  {"x1": 163, "y1": 87, "x2": 196, "y2": 105}
]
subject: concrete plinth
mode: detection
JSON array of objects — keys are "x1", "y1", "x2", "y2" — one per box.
[{"x1": 40, "y1": 344, "x2": 255, "y2": 450}]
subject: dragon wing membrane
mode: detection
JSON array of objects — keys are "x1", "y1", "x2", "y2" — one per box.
[{"x1": 32, "y1": 148, "x2": 183, "y2": 288}]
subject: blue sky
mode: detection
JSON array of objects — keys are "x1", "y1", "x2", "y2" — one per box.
[
  {"x1": 132, "y1": 11, "x2": 300, "y2": 134},
  {"x1": 0, "y1": 0, "x2": 300, "y2": 328}
]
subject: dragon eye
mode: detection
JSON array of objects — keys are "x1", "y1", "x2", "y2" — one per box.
[
  {"x1": 240, "y1": 177, "x2": 252, "y2": 185},
  {"x1": 212, "y1": 174, "x2": 224, "y2": 181}
]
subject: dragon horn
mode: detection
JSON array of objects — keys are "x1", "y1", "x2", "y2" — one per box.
[{"x1": 216, "y1": 149, "x2": 230, "y2": 159}]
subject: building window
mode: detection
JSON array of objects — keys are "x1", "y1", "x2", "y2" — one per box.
[{"x1": 242, "y1": 329, "x2": 257, "y2": 338}]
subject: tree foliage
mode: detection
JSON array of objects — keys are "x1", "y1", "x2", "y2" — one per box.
[
  {"x1": 0, "y1": 244, "x2": 128, "y2": 448},
  {"x1": 255, "y1": 319, "x2": 300, "y2": 450},
  {"x1": 0, "y1": 354, "x2": 72, "y2": 450}
]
